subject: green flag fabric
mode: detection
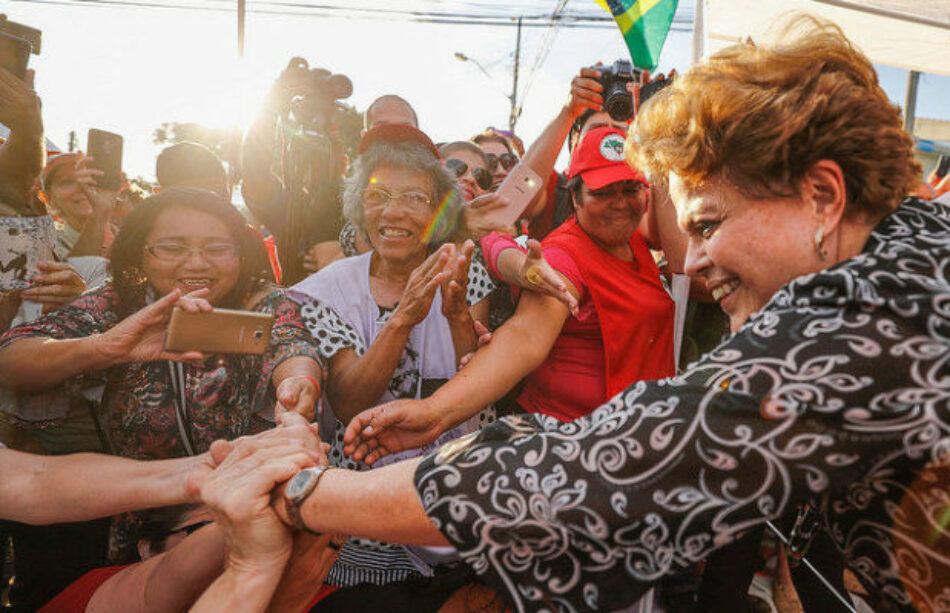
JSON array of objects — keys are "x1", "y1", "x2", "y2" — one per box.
[{"x1": 595, "y1": 0, "x2": 679, "y2": 71}]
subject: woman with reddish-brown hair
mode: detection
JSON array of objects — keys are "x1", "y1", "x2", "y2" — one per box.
[{"x1": 228, "y1": 17, "x2": 945, "y2": 612}]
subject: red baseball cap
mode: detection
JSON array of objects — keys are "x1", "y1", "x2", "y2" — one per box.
[
  {"x1": 358, "y1": 124, "x2": 440, "y2": 159},
  {"x1": 566, "y1": 126, "x2": 647, "y2": 190}
]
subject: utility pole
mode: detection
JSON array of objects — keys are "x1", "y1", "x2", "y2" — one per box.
[
  {"x1": 904, "y1": 70, "x2": 920, "y2": 135},
  {"x1": 508, "y1": 17, "x2": 522, "y2": 131},
  {"x1": 237, "y1": 0, "x2": 246, "y2": 59},
  {"x1": 68, "y1": 130, "x2": 77, "y2": 152}
]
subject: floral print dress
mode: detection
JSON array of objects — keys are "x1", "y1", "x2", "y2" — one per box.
[{"x1": 0, "y1": 282, "x2": 321, "y2": 459}]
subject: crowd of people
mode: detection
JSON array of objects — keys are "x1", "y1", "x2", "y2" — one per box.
[{"x1": 1, "y1": 13, "x2": 949, "y2": 613}]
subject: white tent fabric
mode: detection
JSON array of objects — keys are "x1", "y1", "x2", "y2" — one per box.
[{"x1": 698, "y1": 0, "x2": 950, "y2": 77}]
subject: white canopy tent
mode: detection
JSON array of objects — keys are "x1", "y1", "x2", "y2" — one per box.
[
  {"x1": 693, "y1": 0, "x2": 950, "y2": 148},
  {"x1": 695, "y1": 0, "x2": 950, "y2": 78}
]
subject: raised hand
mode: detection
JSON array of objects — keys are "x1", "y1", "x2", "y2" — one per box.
[
  {"x1": 390, "y1": 245, "x2": 452, "y2": 329},
  {"x1": 20, "y1": 261, "x2": 87, "y2": 313},
  {"x1": 342, "y1": 398, "x2": 443, "y2": 466},
  {"x1": 567, "y1": 65, "x2": 605, "y2": 119},
  {"x1": 440, "y1": 239, "x2": 474, "y2": 322},
  {"x1": 462, "y1": 192, "x2": 517, "y2": 239},
  {"x1": 516, "y1": 239, "x2": 579, "y2": 316},
  {"x1": 92, "y1": 288, "x2": 208, "y2": 365}
]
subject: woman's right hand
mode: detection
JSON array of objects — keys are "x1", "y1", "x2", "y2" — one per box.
[
  {"x1": 93, "y1": 288, "x2": 208, "y2": 365},
  {"x1": 389, "y1": 245, "x2": 452, "y2": 329},
  {"x1": 343, "y1": 398, "x2": 444, "y2": 466},
  {"x1": 516, "y1": 239, "x2": 579, "y2": 316}
]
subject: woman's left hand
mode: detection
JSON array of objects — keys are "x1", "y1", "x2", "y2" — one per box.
[
  {"x1": 20, "y1": 261, "x2": 87, "y2": 313},
  {"x1": 441, "y1": 240, "x2": 475, "y2": 322},
  {"x1": 274, "y1": 375, "x2": 320, "y2": 422}
]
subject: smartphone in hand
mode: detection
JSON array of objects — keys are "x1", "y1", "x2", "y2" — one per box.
[
  {"x1": 87, "y1": 129, "x2": 124, "y2": 190},
  {"x1": 482, "y1": 164, "x2": 544, "y2": 228},
  {"x1": 936, "y1": 155, "x2": 950, "y2": 180},
  {"x1": 165, "y1": 308, "x2": 275, "y2": 355}
]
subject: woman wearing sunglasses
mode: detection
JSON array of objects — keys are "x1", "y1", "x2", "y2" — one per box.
[
  {"x1": 439, "y1": 141, "x2": 495, "y2": 201},
  {"x1": 473, "y1": 130, "x2": 520, "y2": 189}
]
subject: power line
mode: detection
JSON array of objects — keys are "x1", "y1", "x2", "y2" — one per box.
[{"x1": 14, "y1": 0, "x2": 693, "y2": 30}]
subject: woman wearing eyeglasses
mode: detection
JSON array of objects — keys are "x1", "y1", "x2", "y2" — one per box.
[
  {"x1": 0, "y1": 187, "x2": 323, "y2": 462},
  {"x1": 288, "y1": 124, "x2": 495, "y2": 591}
]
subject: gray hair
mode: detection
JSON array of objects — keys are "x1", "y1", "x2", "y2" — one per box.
[{"x1": 343, "y1": 141, "x2": 463, "y2": 246}]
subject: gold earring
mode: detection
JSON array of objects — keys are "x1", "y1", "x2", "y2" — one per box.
[{"x1": 814, "y1": 225, "x2": 827, "y2": 260}]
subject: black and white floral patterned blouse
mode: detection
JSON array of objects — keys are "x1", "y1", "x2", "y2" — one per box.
[{"x1": 414, "y1": 198, "x2": 950, "y2": 613}]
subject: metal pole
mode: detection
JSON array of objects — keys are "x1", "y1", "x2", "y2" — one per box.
[
  {"x1": 509, "y1": 16, "x2": 522, "y2": 131},
  {"x1": 904, "y1": 70, "x2": 920, "y2": 134},
  {"x1": 237, "y1": 0, "x2": 246, "y2": 59}
]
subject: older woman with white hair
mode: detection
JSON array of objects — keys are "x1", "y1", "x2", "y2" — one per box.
[{"x1": 289, "y1": 124, "x2": 495, "y2": 591}]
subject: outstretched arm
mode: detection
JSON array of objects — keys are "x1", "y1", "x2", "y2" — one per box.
[
  {"x1": 274, "y1": 456, "x2": 447, "y2": 547},
  {"x1": 343, "y1": 290, "x2": 571, "y2": 465},
  {"x1": 0, "y1": 449, "x2": 207, "y2": 524}
]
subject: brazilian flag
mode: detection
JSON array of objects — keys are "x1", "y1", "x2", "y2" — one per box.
[{"x1": 595, "y1": 0, "x2": 679, "y2": 71}]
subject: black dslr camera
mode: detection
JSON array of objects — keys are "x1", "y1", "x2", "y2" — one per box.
[
  {"x1": 592, "y1": 59, "x2": 635, "y2": 122},
  {"x1": 287, "y1": 59, "x2": 353, "y2": 131}
]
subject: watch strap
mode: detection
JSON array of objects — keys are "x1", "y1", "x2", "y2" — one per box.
[{"x1": 285, "y1": 465, "x2": 335, "y2": 535}]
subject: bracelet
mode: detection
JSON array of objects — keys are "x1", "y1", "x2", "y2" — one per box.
[{"x1": 285, "y1": 374, "x2": 320, "y2": 391}]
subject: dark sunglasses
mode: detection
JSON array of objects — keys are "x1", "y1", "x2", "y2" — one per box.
[
  {"x1": 485, "y1": 152, "x2": 518, "y2": 172},
  {"x1": 445, "y1": 158, "x2": 494, "y2": 191}
]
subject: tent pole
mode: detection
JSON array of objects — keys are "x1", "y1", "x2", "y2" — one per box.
[
  {"x1": 237, "y1": 0, "x2": 246, "y2": 59},
  {"x1": 904, "y1": 70, "x2": 919, "y2": 134}
]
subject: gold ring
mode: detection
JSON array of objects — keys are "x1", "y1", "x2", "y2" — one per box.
[{"x1": 525, "y1": 268, "x2": 543, "y2": 286}]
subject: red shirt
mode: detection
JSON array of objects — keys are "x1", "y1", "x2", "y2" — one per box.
[
  {"x1": 39, "y1": 565, "x2": 132, "y2": 613},
  {"x1": 481, "y1": 219, "x2": 675, "y2": 422}
]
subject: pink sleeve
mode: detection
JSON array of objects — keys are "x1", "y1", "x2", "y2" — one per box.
[
  {"x1": 541, "y1": 246, "x2": 587, "y2": 300},
  {"x1": 479, "y1": 232, "x2": 524, "y2": 280}
]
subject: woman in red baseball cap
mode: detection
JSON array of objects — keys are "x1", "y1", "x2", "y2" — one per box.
[{"x1": 343, "y1": 125, "x2": 675, "y2": 462}]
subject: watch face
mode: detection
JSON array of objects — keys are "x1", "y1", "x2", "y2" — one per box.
[{"x1": 286, "y1": 468, "x2": 315, "y2": 500}]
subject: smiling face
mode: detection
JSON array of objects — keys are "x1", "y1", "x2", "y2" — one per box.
[
  {"x1": 47, "y1": 166, "x2": 93, "y2": 228},
  {"x1": 443, "y1": 148, "x2": 490, "y2": 201},
  {"x1": 363, "y1": 164, "x2": 436, "y2": 266},
  {"x1": 574, "y1": 180, "x2": 648, "y2": 249},
  {"x1": 672, "y1": 174, "x2": 821, "y2": 332},
  {"x1": 141, "y1": 206, "x2": 241, "y2": 306}
]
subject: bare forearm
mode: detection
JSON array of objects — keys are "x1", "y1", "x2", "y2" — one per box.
[
  {"x1": 2, "y1": 451, "x2": 204, "y2": 524},
  {"x1": 494, "y1": 246, "x2": 530, "y2": 287},
  {"x1": 329, "y1": 321, "x2": 412, "y2": 423},
  {"x1": 191, "y1": 565, "x2": 285, "y2": 613},
  {"x1": 265, "y1": 533, "x2": 339, "y2": 613},
  {"x1": 520, "y1": 106, "x2": 574, "y2": 220},
  {"x1": 88, "y1": 525, "x2": 225, "y2": 613},
  {"x1": 0, "y1": 124, "x2": 44, "y2": 197},
  {"x1": 448, "y1": 314, "x2": 477, "y2": 364},
  {"x1": 0, "y1": 335, "x2": 114, "y2": 392},
  {"x1": 296, "y1": 458, "x2": 448, "y2": 546},
  {"x1": 68, "y1": 212, "x2": 110, "y2": 257},
  {"x1": 241, "y1": 114, "x2": 283, "y2": 219},
  {"x1": 272, "y1": 355, "x2": 322, "y2": 389}
]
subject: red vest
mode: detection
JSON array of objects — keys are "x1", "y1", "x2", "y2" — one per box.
[{"x1": 544, "y1": 216, "x2": 675, "y2": 398}]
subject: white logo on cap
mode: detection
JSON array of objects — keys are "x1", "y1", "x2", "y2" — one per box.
[{"x1": 599, "y1": 133, "x2": 626, "y2": 161}]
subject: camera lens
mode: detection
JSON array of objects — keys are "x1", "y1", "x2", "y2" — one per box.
[
  {"x1": 604, "y1": 92, "x2": 633, "y2": 122},
  {"x1": 254, "y1": 328, "x2": 264, "y2": 340}
]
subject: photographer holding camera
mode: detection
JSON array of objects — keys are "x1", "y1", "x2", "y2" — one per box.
[{"x1": 242, "y1": 58, "x2": 353, "y2": 285}]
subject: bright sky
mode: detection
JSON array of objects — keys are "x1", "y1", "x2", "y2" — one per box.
[{"x1": 14, "y1": 0, "x2": 950, "y2": 180}]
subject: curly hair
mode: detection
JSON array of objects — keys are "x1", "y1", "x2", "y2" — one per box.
[
  {"x1": 628, "y1": 15, "x2": 921, "y2": 222},
  {"x1": 342, "y1": 141, "x2": 462, "y2": 246},
  {"x1": 110, "y1": 187, "x2": 271, "y2": 315}
]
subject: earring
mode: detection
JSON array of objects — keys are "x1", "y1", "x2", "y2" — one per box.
[{"x1": 814, "y1": 225, "x2": 828, "y2": 260}]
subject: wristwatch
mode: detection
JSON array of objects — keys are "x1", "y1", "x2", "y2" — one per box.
[{"x1": 283, "y1": 465, "x2": 334, "y2": 534}]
